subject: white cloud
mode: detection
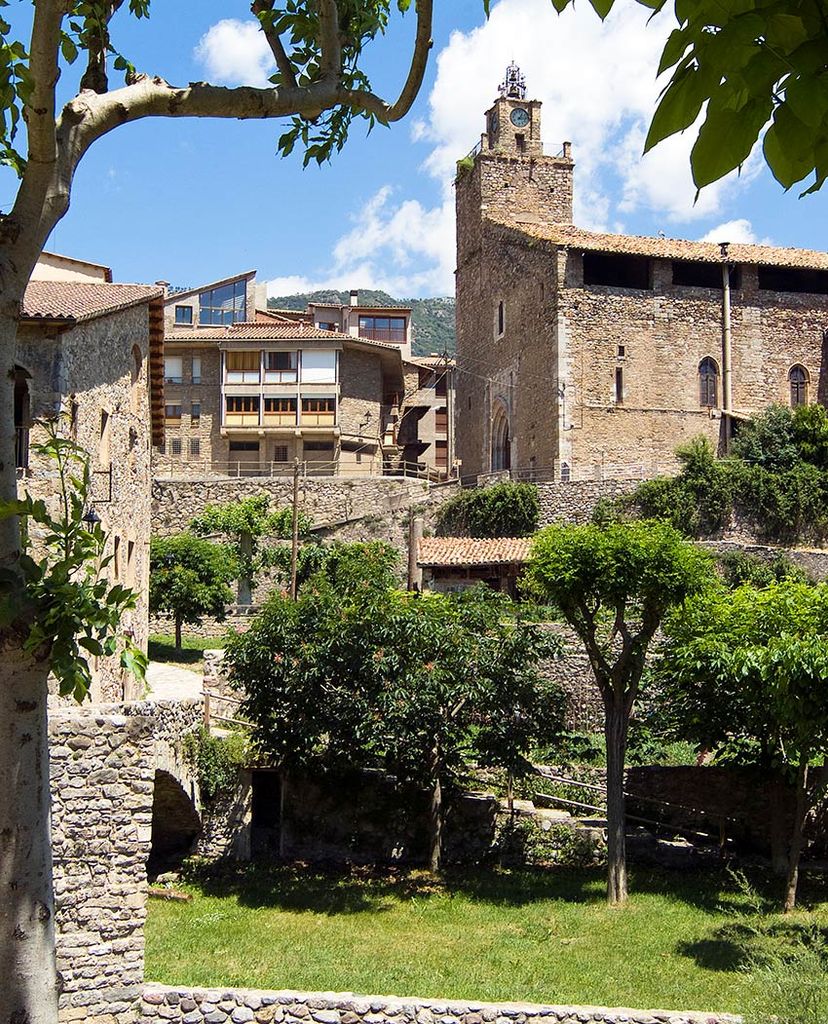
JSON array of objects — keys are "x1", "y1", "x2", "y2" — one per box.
[
  {"x1": 194, "y1": 19, "x2": 274, "y2": 89},
  {"x1": 699, "y1": 218, "x2": 774, "y2": 246},
  {"x1": 212, "y1": 0, "x2": 767, "y2": 299},
  {"x1": 265, "y1": 186, "x2": 456, "y2": 297}
]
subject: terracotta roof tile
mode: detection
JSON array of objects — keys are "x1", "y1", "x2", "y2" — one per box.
[
  {"x1": 167, "y1": 321, "x2": 402, "y2": 350},
  {"x1": 21, "y1": 281, "x2": 164, "y2": 323},
  {"x1": 418, "y1": 536, "x2": 532, "y2": 567},
  {"x1": 491, "y1": 217, "x2": 828, "y2": 271}
]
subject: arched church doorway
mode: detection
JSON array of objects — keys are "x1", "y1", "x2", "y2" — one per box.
[{"x1": 491, "y1": 401, "x2": 511, "y2": 472}]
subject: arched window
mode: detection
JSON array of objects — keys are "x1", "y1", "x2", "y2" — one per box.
[
  {"x1": 491, "y1": 400, "x2": 511, "y2": 472},
  {"x1": 789, "y1": 365, "x2": 809, "y2": 408},
  {"x1": 699, "y1": 357, "x2": 719, "y2": 408},
  {"x1": 13, "y1": 366, "x2": 31, "y2": 470}
]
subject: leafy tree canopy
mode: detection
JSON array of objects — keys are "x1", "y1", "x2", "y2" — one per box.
[
  {"x1": 628, "y1": 414, "x2": 828, "y2": 543},
  {"x1": 149, "y1": 534, "x2": 236, "y2": 644},
  {"x1": 285, "y1": 538, "x2": 401, "y2": 595},
  {"x1": 437, "y1": 482, "x2": 539, "y2": 538},
  {"x1": 190, "y1": 494, "x2": 311, "y2": 604},
  {"x1": 227, "y1": 581, "x2": 563, "y2": 867},
  {"x1": 655, "y1": 579, "x2": 828, "y2": 909}
]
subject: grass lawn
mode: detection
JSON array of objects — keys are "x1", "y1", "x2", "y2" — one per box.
[
  {"x1": 148, "y1": 633, "x2": 221, "y2": 672},
  {"x1": 145, "y1": 863, "x2": 828, "y2": 1014}
]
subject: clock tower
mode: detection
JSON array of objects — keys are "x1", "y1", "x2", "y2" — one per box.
[{"x1": 484, "y1": 62, "x2": 543, "y2": 157}]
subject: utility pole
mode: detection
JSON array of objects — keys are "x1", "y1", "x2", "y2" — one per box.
[{"x1": 290, "y1": 458, "x2": 300, "y2": 599}]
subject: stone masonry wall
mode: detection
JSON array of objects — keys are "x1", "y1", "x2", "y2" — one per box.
[
  {"x1": 50, "y1": 699, "x2": 202, "y2": 1024},
  {"x1": 152, "y1": 476, "x2": 445, "y2": 536},
  {"x1": 535, "y1": 480, "x2": 640, "y2": 526},
  {"x1": 18, "y1": 302, "x2": 155, "y2": 702},
  {"x1": 141, "y1": 985, "x2": 737, "y2": 1024}
]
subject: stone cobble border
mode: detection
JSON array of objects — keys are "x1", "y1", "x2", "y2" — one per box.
[{"x1": 141, "y1": 985, "x2": 738, "y2": 1024}]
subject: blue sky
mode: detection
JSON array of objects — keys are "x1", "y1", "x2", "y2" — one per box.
[{"x1": 4, "y1": 0, "x2": 828, "y2": 298}]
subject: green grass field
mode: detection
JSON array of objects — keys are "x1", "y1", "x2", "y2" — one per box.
[
  {"x1": 148, "y1": 633, "x2": 220, "y2": 672},
  {"x1": 145, "y1": 864, "x2": 828, "y2": 1014}
]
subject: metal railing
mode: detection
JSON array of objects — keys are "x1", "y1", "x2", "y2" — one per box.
[
  {"x1": 153, "y1": 457, "x2": 453, "y2": 481},
  {"x1": 534, "y1": 768, "x2": 736, "y2": 849},
  {"x1": 464, "y1": 461, "x2": 678, "y2": 487}
]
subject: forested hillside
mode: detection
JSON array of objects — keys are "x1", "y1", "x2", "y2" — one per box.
[{"x1": 268, "y1": 289, "x2": 456, "y2": 357}]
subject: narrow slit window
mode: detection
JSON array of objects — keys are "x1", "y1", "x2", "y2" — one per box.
[{"x1": 614, "y1": 367, "x2": 624, "y2": 405}]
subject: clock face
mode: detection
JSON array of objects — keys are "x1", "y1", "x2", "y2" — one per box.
[
  {"x1": 490, "y1": 112, "x2": 499, "y2": 135},
  {"x1": 510, "y1": 107, "x2": 530, "y2": 128}
]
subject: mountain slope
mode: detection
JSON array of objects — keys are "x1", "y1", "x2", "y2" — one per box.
[{"x1": 268, "y1": 289, "x2": 456, "y2": 357}]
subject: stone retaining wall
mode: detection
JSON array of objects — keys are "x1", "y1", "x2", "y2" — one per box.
[
  {"x1": 141, "y1": 985, "x2": 737, "y2": 1024},
  {"x1": 151, "y1": 477, "x2": 458, "y2": 536},
  {"x1": 536, "y1": 480, "x2": 640, "y2": 526}
]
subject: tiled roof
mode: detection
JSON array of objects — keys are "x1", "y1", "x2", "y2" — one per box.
[
  {"x1": 21, "y1": 281, "x2": 164, "y2": 323},
  {"x1": 255, "y1": 309, "x2": 310, "y2": 323},
  {"x1": 418, "y1": 536, "x2": 532, "y2": 567},
  {"x1": 491, "y1": 217, "x2": 828, "y2": 271},
  {"x1": 407, "y1": 355, "x2": 456, "y2": 369},
  {"x1": 167, "y1": 321, "x2": 402, "y2": 351}
]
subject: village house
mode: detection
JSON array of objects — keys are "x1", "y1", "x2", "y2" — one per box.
[
  {"x1": 159, "y1": 276, "x2": 455, "y2": 478},
  {"x1": 455, "y1": 63, "x2": 828, "y2": 480},
  {"x1": 17, "y1": 253, "x2": 164, "y2": 701},
  {"x1": 418, "y1": 536, "x2": 531, "y2": 597}
]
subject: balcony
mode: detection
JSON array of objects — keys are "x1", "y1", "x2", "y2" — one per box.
[
  {"x1": 225, "y1": 370, "x2": 260, "y2": 384},
  {"x1": 263, "y1": 370, "x2": 298, "y2": 384},
  {"x1": 263, "y1": 411, "x2": 298, "y2": 427},
  {"x1": 300, "y1": 412, "x2": 336, "y2": 427},
  {"x1": 359, "y1": 327, "x2": 406, "y2": 345},
  {"x1": 224, "y1": 412, "x2": 260, "y2": 427}
]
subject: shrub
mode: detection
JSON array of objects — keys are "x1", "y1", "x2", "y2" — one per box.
[
  {"x1": 731, "y1": 404, "x2": 799, "y2": 471},
  {"x1": 626, "y1": 419, "x2": 828, "y2": 544},
  {"x1": 183, "y1": 726, "x2": 249, "y2": 801},
  {"x1": 719, "y1": 550, "x2": 812, "y2": 588},
  {"x1": 437, "y1": 482, "x2": 539, "y2": 537}
]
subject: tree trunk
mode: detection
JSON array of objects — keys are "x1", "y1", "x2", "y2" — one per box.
[
  {"x1": 428, "y1": 740, "x2": 443, "y2": 874},
  {"x1": 769, "y1": 777, "x2": 789, "y2": 876},
  {"x1": 175, "y1": 615, "x2": 182, "y2": 650},
  {"x1": 0, "y1": 644, "x2": 60, "y2": 1024},
  {"x1": 784, "y1": 756, "x2": 809, "y2": 913},
  {"x1": 238, "y1": 532, "x2": 253, "y2": 606},
  {"x1": 605, "y1": 697, "x2": 629, "y2": 906}
]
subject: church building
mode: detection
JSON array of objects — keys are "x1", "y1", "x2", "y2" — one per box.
[{"x1": 455, "y1": 63, "x2": 828, "y2": 480}]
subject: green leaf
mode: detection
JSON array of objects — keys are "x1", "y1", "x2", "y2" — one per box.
[
  {"x1": 691, "y1": 97, "x2": 772, "y2": 188},
  {"x1": 763, "y1": 103, "x2": 815, "y2": 188},
  {"x1": 645, "y1": 64, "x2": 712, "y2": 153}
]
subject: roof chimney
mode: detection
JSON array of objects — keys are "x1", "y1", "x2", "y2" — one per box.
[
  {"x1": 350, "y1": 289, "x2": 359, "y2": 307},
  {"x1": 155, "y1": 280, "x2": 169, "y2": 297}
]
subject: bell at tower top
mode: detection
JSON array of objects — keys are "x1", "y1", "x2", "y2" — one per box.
[
  {"x1": 484, "y1": 62, "x2": 544, "y2": 158},
  {"x1": 499, "y1": 61, "x2": 526, "y2": 100}
]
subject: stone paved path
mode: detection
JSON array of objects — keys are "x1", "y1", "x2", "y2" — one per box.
[{"x1": 146, "y1": 661, "x2": 203, "y2": 702}]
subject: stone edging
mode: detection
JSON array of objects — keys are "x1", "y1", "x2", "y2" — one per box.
[{"x1": 141, "y1": 985, "x2": 738, "y2": 1024}]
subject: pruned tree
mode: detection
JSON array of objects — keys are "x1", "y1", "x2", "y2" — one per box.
[
  {"x1": 149, "y1": 533, "x2": 237, "y2": 648},
  {"x1": 190, "y1": 494, "x2": 310, "y2": 605},
  {"x1": 656, "y1": 581, "x2": 828, "y2": 911},
  {"x1": 523, "y1": 519, "x2": 713, "y2": 905}
]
